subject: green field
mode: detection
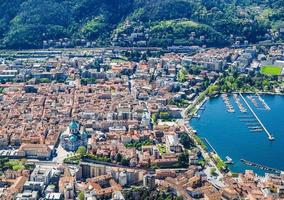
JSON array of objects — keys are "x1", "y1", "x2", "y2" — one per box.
[
  {"x1": 157, "y1": 144, "x2": 168, "y2": 154},
  {"x1": 260, "y1": 65, "x2": 282, "y2": 75},
  {"x1": 111, "y1": 57, "x2": 128, "y2": 63}
]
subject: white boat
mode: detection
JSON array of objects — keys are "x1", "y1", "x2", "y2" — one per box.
[{"x1": 225, "y1": 156, "x2": 233, "y2": 164}]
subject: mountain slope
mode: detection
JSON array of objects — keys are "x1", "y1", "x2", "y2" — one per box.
[{"x1": 0, "y1": 0, "x2": 282, "y2": 49}]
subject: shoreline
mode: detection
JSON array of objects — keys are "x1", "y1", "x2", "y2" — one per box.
[
  {"x1": 186, "y1": 92, "x2": 284, "y2": 176},
  {"x1": 223, "y1": 91, "x2": 284, "y2": 96}
]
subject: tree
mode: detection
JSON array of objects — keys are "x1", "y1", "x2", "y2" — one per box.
[
  {"x1": 207, "y1": 84, "x2": 219, "y2": 96},
  {"x1": 78, "y1": 191, "x2": 85, "y2": 200},
  {"x1": 121, "y1": 158, "x2": 130, "y2": 166},
  {"x1": 159, "y1": 111, "x2": 170, "y2": 120},
  {"x1": 178, "y1": 152, "x2": 189, "y2": 168},
  {"x1": 179, "y1": 132, "x2": 195, "y2": 149},
  {"x1": 177, "y1": 68, "x2": 187, "y2": 82},
  {"x1": 76, "y1": 146, "x2": 87, "y2": 156},
  {"x1": 115, "y1": 153, "x2": 122, "y2": 163},
  {"x1": 210, "y1": 167, "x2": 216, "y2": 175},
  {"x1": 151, "y1": 113, "x2": 158, "y2": 124}
]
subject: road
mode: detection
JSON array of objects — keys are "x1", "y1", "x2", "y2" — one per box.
[
  {"x1": 182, "y1": 123, "x2": 225, "y2": 188},
  {"x1": 178, "y1": 91, "x2": 225, "y2": 189}
]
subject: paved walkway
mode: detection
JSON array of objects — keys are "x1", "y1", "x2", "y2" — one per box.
[{"x1": 52, "y1": 144, "x2": 69, "y2": 163}]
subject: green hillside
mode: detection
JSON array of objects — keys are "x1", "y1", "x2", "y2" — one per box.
[{"x1": 0, "y1": 0, "x2": 283, "y2": 49}]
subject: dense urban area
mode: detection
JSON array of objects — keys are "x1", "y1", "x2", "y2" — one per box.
[
  {"x1": 0, "y1": 1, "x2": 284, "y2": 200},
  {"x1": 0, "y1": 40, "x2": 282, "y2": 200}
]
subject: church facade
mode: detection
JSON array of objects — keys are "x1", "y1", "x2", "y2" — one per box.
[{"x1": 60, "y1": 120, "x2": 88, "y2": 152}]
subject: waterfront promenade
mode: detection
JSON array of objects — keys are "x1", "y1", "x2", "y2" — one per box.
[
  {"x1": 183, "y1": 123, "x2": 225, "y2": 188},
  {"x1": 239, "y1": 93, "x2": 274, "y2": 141}
]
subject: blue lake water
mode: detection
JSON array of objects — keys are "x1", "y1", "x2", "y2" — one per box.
[{"x1": 190, "y1": 94, "x2": 284, "y2": 175}]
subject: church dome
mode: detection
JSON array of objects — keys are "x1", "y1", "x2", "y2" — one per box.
[
  {"x1": 69, "y1": 120, "x2": 78, "y2": 130},
  {"x1": 69, "y1": 134, "x2": 78, "y2": 142}
]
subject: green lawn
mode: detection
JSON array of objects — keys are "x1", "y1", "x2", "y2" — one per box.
[
  {"x1": 157, "y1": 144, "x2": 168, "y2": 154},
  {"x1": 111, "y1": 58, "x2": 127, "y2": 63},
  {"x1": 260, "y1": 65, "x2": 282, "y2": 76},
  {"x1": 4, "y1": 159, "x2": 26, "y2": 171}
]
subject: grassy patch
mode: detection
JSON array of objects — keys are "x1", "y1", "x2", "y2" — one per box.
[
  {"x1": 111, "y1": 58, "x2": 127, "y2": 63},
  {"x1": 192, "y1": 134, "x2": 207, "y2": 150},
  {"x1": 4, "y1": 159, "x2": 26, "y2": 171},
  {"x1": 213, "y1": 155, "x2": 227, "y2": 171},
  {"x1": 83, "y1": 153, "x2": 111, "y2": 163},
  {"x1": 157, "y1": 144, "x2": 167, "y2": 154},
  {"x1": 261, "y1": 65, "x2": 282, "y2": 76},
  {"x1": 124, "y1": 139, "x2": 153, "y2": 150},
  {"x1": 64, "y1": 154, "x2": 81, "y2": 164}
]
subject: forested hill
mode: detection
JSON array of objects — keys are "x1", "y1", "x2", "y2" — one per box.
[{"x1": 0, "y1": 0, "x2": 283, "y2": 49}]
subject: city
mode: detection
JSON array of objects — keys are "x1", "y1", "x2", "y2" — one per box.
[{"x1": 0, "y1": 43, "x2": 282, "y2": 200}]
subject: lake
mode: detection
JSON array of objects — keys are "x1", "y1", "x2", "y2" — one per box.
[{"x1": 190, "y1": 94, "x2": 284, "y2": 175}]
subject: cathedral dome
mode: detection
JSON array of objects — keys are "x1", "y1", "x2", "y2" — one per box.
[
  {"x1": 69, "y1": 120, "x2": 78, "y2": 130},
  {"x1": 69, "y1": 135, "x2": 78, "y2": 142}
]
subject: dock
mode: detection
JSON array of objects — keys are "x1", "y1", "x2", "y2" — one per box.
[
  {"x1": 233, "y1": 94, "x2": 247, "y2": 112},
  {"x1": 257, "y1": 94, "x2": 271, "y2": 111},
  {"x1": 203, "y1": 137, "x2": 218, "y2": 154},
  {"x1": 241, "y1": 159, "x2": 281, "y2": 174},
  {"x1": 238, "y1": 115, "x2": 253, "y2": 118},
  {"x1": 239, "y1": 93, "x2": 275, "y2": 141},
  {"x1": 247, "y1": 95, "x2": 259, "y2": 108},
  {"x1": 221, "y1": 94, "x2": 235, "y2": 113},
  {"x1": 240, "y1": 119, "x2": 257, "y2": 122}
]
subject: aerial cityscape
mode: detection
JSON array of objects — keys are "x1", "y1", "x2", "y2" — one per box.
[{"x1": 0, "y1": 0, "x2": 284, "y2": 200}]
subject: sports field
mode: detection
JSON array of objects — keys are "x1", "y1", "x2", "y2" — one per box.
[{"x1": 260, "y1": 65, "x2": 282, "y2": 75}]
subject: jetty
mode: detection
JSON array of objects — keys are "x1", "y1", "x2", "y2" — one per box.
[
  {"x1": 241, "y1": 159, "x2": 281, "y2": 174},
  {"x1": 257, "y1": 94, "x2": 271, "y2": 111},
  {"x1": 239, "y1": 93, "x2": 275, "y2": 141},
  {"x1": 221, "y1": 94, "x2": 235, "y2": 113},
  {"x1": 247, "y1": 95, "x2": 259, "y2": 108},
  {"x1": 238, "y1": 115, "x2": 253, "y2": 119},
  {"x1": 245, "y1": 122, "x2": 259, "y2": 126},
  {"x1": 203, "y1": 137, "x2": 218, "y2": 154},
  {"x1": 248, "y1": 126, "x2": 262, "y2": 129},
  {"x1": 240, "y1": 119, "x2": 257, "y2": 122},
  {"x1": 250, "y1": 129, "x2": 263, "y2": 132},
  {"x1": 233, "y1": 94, "x2": 247, "y2": 112}
]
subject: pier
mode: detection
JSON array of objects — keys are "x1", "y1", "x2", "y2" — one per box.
[
  {"x1": 257, "y1": 94, "x2": 271, "y2": 111},
  {"x1": 239, "y1": 93, "x2": 275, "y2": 141},
  {"x1": 241, "y1": 159, "x2": 281, "y2": 174},
  {"x1": 247, "y1": 95, "x2": 259, "y2": 107},
  {"x1": 221, "y1": 94, "x2": 235, "y2": 112},
  {"x1": 203, "y1": 137, "x2": 218, "y2": 154},
  {"x1": 233, "y1": 94, "x2": 247, "y2": 113}
]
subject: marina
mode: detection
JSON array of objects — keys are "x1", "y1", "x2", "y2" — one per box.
[
  {"x1": 239, "y1": 93, "x2": 274, "y2": 141},
  {"x1": 247, "y1": 95, "x2": 259, "y2": 108},
  {"x1": 221, "y1": 94, "x2": 235, "y2": 112},
  {"x1": 257, "y1": 94, "x2": 271, "y2": 111},
  {"x1": 233, "y1": 94, "x2": 247, "y2": 112},
  {"x1": 190, "y1": 94, "x2": 284, "y2": 175}
]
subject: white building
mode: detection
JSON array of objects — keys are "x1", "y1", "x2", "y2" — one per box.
[{"x1": 165, "y1": 135, "x2": 182, "y2": 153}]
